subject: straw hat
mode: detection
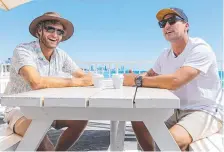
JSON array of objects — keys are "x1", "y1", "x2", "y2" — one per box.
[{"x1": 29, "y1": 12, "x2": 74, "y2": 41}]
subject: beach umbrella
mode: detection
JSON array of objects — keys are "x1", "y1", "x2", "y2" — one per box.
[{"x1": 0, "y1": 0, "x2": 31, "y2": 11}]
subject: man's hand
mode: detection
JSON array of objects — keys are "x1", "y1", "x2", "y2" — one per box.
[
  {"x1": 81, "y1": 72, "x2": 93, "y2": 86},
  {"x1": 123, "y1": 73, "x2": 137, "y2": 86},
  {"x1": 71, "y1": 72, "x2": 93, "y2": 87},
  {"x1": 72, "y1": 69, "x2": 85, "y2": 78}
]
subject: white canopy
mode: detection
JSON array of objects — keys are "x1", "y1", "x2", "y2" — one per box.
[{"x1": 0, "y1": 0, "x2": 31, "y2": 11}]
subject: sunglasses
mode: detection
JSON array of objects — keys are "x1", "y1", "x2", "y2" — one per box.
[
  {"x1": 158, "y1": 15, "x2": 184, "y2": 28},
  {"x1": 43, "y1": 26, "x2": 65, "y2": 36}
]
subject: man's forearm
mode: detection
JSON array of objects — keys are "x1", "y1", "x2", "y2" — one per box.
[
  {"x1": 31, "y1": 77, "x2": 81, "y2": 90},
  {"x1": 142, "y1": 74, "x2": 179, "y2": 90}
]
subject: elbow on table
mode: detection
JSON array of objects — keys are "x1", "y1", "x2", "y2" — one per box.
[
  {"x1": 30, "y1": 83, "x2": 41, "y2": 90},
  {"x1": 29, "y1": 79, "x2": 43, "y2": 90}
]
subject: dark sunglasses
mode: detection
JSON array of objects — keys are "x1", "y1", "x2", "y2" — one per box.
[
  {"x1": 43, "y1": 26, "x2": 65, "y2": 36},
  {"x1": 158, "y1": 15, "x2": 184, "y2": 28}
]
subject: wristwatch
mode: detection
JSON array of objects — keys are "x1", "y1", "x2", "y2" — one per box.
[{"x1": 135, "y1": 76, "x2": 143, "y2": 87}]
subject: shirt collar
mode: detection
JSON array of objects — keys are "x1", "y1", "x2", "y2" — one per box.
[
  {"x1": 170, "y1": 38, "x2": 191, "y2": 58},
  {"x1": 34, "y1": 39, "x2": 57, "y2": 62}
]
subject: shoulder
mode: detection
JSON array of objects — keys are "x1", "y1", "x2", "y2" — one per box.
[
  {"x1": 14, "y1": 41, "x2": 36, "y2": 54},
  {"x1": 188, "y1": 37, "x2": 213, "y2": 52},
  {"x1": 186, "y1": 37, "x2": 216, "y2": 60}
]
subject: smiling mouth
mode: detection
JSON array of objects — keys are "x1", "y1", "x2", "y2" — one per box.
[
  {"x1": 48, "y1": 38, "x2": 57, "y2": 42},
  {"x1": 165, "y1": 31, "x2": 173, "y2": 35}
]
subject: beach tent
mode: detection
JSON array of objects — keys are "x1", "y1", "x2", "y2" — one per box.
[{"x1": 0, "y1": 0, "x2": 31, "y2": 11}]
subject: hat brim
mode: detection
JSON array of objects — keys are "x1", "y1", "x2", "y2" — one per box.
[
  {"x1": 29, "y1": 15, "x2": 74, "y2": 41},
  {"x1": 156, "y1": 8, "x2": 181, "y2": 21}
]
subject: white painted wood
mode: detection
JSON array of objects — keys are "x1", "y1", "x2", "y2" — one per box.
[
  {"x1": 1, "y1": 89, "x2": 46, "y2": 107},
  {"x1": 0, "y1": 124, "x2": 22, "y2": 151},
  {"x1": 143, "y1": 110, "x2": 181, "y2": 151},
  {"x1": 4, "y1": 85, "x2": 180, "y2": 151},
  {"x1": 110, "y1": 121, "x2": 118, "y2": 151},
  {"x1": 43, "y1": 87, "x2": 102, "y2": 107},
  {"x1": 16, "y1": 119, "x2": 53, "y2": 151},
  {"x1": 1, "y1": 96, "x2": 42, "y2": 107},
  {"x1": 115, "y1": 121, "x2": 126, "y2": 151},
  {"x1": 0, "y1": 134, "x2": 21, "y2": 151},
  {"x1": 18, "y1": 108, "x2": 178, "y2": 151},
  {"x1": 189, "y1": 132, "x2": 224, "y2": 152},
  {"x1": 135, "y1": 87, "x2": 180, "y2": 108},
  {"x1": 19, "y1": 107, "x2": 173, "y2": 121},
  {"x1": 109, "y1": 121, "x2": 126, "y2": 151},
  {"x1": 0, "y1": 123, "x2": 13, "y2": 137},
  {"x1": 45, "y1": 98, "x2": 88, "y2": 107},
  {"x1": 2, "y1": 87, "x2": 102, "y2": 107},
  {"x1": 0, "y1": 77, "x2": 9, "y2": 94},
  {"x1": 89, "y1": 87, "x2": 135, "y2": 108}
]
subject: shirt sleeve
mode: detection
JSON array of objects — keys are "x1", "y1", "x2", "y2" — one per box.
[
  {"x1": 152, "y1": 57, "x2": 161, "y2": 74},
  {"x1": 152, "y1": 49, "x2": 168, "y2": 74},
  {"x1": 62, "y1": 52, "x2": 79, "y2": 74},
  {"x1": 12, "y1": 44, "x2": 37, "y2": 74},
  {"x1": 183, "y1": 45, "x2": 215, "y2": 74}
]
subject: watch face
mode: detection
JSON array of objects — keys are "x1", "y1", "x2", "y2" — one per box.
[{"x1": 135, "y1": 76, "x2": 142, "y2": 87}]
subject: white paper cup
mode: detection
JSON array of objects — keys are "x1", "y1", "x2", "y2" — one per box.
[
  {"x1": 112, "y1": 74, "x2": 124, "y2": 89},
  {"x1": 93, "y1": 74, "x2": 104, "y2": 88}
]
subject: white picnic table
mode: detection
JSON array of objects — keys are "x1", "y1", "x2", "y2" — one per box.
[{"x1": 1, "y1": 80, "x2": 180, "y2": 151}]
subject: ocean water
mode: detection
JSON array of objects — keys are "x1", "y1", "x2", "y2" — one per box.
[
  {"x1": 101, "y1": 70, "x2": 146, "y2": 78},
  {"x1": 219, "y1": 71, "x2": 224, "y2": 88}
]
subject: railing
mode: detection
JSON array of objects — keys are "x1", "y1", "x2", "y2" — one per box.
[
  {"x1": 0, "y1": 64, "x2": 10, "y2": 77},
  {"x1": 0, "y1": 77, "x2": 9, "y2": 94},
  {"x1": 76, "y1": 60, "x2": 155, "y2": 78},
  {"x1": 0, "y1": 64, "x2": 10, "y2": 117},
  {"x1": 0, "y1": 64, "x2": 10, "y2": 94},
  {"x1": 0, "y1": 60, "x2": 223, "y2": 86},
  {"x1": 78, "y1": 60, "x2": 224, "y2": 85},
  {"x1": 217, "y1": 60, "x2": 224, "y2": 88}
]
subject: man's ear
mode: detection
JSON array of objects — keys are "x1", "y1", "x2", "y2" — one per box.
[
  {"x1": 185, "y1": 22, "x2": 189, "y2": 32},
  {"x1": 36, "y1": 28, "x2": 42, "y2": 38}
]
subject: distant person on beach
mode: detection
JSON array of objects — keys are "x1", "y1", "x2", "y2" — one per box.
[
  {"x1": 123, "y1": 7, "x2": 223, "y2": 151},
  {"x1": 3, "y1": 12, "x2": 93, "y2": 151}
]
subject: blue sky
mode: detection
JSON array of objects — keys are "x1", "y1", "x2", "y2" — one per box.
[{"x1": 0, "y1": 0, "x2": 223, "y2": 67}]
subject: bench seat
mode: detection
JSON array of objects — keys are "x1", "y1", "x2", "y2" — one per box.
[{"x1": 0, "y1": 123, "x2": 22, "y2": 151}]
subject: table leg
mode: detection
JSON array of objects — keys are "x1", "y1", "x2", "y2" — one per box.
[
  {"x1": 143, "y1": 118, "x2": 181, "y2": 151},
  {"x1": 116, "y1": 121, "x2": 126, "y2": 151},
  {"x1": 109, "y1": 121, "x2": 118, "y2": 151},
  {"x1": 16, "y1": 119, "x2": 53, "y2": 151},
  {"x1": 109, "y1": 121, "x2": 126, "y2": 151}
]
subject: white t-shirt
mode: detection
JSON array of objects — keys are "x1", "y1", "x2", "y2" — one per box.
[{"x1": 153, "y1": 37, "x2": 223, "y2": 120}]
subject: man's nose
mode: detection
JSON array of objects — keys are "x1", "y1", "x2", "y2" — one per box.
[
  {"x1": 164, "y1": 22, "x2": 171, "y2": 29},
  {"x1": 51, "y1": 30, "x2": 58, "y2": 37}
]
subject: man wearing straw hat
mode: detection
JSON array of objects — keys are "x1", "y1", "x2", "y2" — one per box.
[
  {"x1": 123, "y1": 7, "x2": 223, "y2": 151},
  {"x1": 3, "y1": 12, "x2": 93, "y2": 151}
]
